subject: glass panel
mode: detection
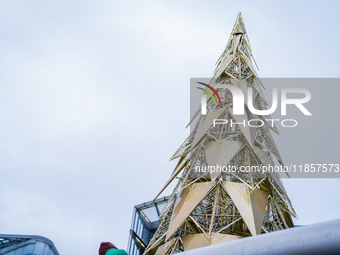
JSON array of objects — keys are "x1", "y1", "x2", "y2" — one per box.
[
  {"x1": 149, "y1": 229, "x2": 156, "y2": 241},
  {"x1": 133, "y1": 211, "x2": 138, "y2": 231},
  {"x1": 4, "y1": 243, "x2": 19, "y2": 254},
  {"x1": 156, "y1": 201, "x2": 167, "y2": 214},
  {"x1": 43, "y1": 245, "x2": 53, "y2": 255},
  {"x1": 131, "y1": 243, "x2": 136, "y2": 255},
  {"x1": 141, "y1": 207, "x2": 159, "y2": 222},
  {"x1": 134, "y1": 243, "x2": 138, "y2": 255},
  {"x1": 135, "y1": 218, "x2": 140, "y2": 237},
  {"x1": 15, "y1": 247, "x2": 24, "y2": 255},
  {"x1": 139, "y1": 219, "x2": 144, "y2": 237},
  {"x1": 137, "y1": 218, "x2": 142, "y2": 237},
  {"x1": 141, "y1": 227, "x2": 149, "y2": 244},
  {"x1": 33, "y1": 241, "x2": 45, "y2": 255},
  {"x1": 0, "y1": 246, "x2": 9, "y2": 252},
  {"x1": 23, "y1": 244, "x2": 34, "y2": 255}
]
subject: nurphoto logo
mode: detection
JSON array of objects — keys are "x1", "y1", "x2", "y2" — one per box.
[{"x1": 196, "y1": 82, "x2": 312, "y2": 128}]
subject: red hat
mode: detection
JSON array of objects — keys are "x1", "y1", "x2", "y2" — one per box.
[{"x1": 99, "y1": 242, "x2": 117, "y2": 255}]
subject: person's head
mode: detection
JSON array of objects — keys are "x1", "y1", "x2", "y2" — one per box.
[{"x1": 99, "y1": 242, "x2": 117, "y2": 255}]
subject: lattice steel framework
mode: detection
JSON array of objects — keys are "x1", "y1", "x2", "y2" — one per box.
[{"x1": 143, "y1": 12, "x2": 297, "y2": 255}]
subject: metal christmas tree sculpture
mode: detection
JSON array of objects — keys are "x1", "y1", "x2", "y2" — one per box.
[{"x1": 143, "y1": 12, "x2": 297, "y2": 255}]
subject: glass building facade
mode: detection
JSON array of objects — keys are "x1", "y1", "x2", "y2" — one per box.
[
  {"x1": 127, "y1": 196, "x2": 170, "y2": 255},
  {"x1": 0, "y1": 234, "x2": 59, "y2": 255}
]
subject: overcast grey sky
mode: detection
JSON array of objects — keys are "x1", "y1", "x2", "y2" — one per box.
[{"x1": 0, "y1": 1, "x2": 340, "y2": 255}]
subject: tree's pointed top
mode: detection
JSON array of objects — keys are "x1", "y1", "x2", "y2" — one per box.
[
  {"x1": 230, "y1": 12, "x2": 250, "y2": 44},
  {"x1": 214, "y1": 12, "x2": 253, "y2": 70},
  {"x1": 232, "y1": 12, "x2": 245, "y2": 34}
]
